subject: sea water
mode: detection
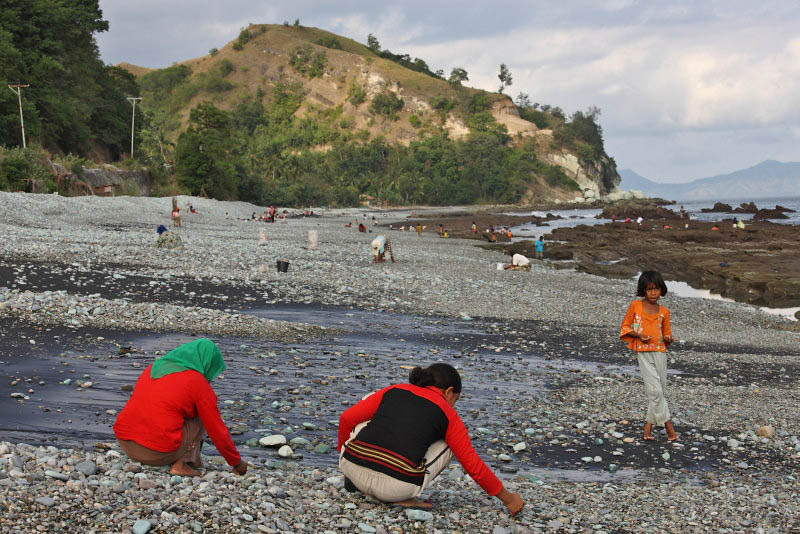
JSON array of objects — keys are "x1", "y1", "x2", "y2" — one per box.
[
  {"x1": 508, "y1": 196, "x2": 800, "y2": 241},
  {"x1": 675, "y1": 196, "x2": 800, "y2": 225}
]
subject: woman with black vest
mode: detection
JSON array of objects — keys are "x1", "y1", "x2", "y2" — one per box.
[{"x1": 337, "y1": 363, "x2": 524, "y2": 514}]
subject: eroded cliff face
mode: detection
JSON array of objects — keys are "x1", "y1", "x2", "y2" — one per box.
[{"x1": 544, "y1": 151, "x2": 620, "y2": 199}]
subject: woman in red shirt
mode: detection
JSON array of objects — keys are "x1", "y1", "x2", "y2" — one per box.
[
  {"x1": 338, "y1": 363, "x2": 524, "y2": 515},
  {"x1": 113, "y1": 339, "x2": 248, "y2": 477}
]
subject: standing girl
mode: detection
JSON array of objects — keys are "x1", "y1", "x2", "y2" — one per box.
[{"x1": 620, "y1": 271, "x2": 679, "y2": 441}]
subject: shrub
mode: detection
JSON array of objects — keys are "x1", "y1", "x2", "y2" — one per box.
[
  {"x1": 542, "y1": 164, "x2": 581, "y2": 191},
  {"x1": 237, "y1": 28, "x2": 252, "y2": 46},
  {"x1": 518, "y1": 108, "x2": 550, "y2": 129},
  {"x1": 346, "y1": 83, "x2": 367, "y2": 106},
  {"x1": 317, "y1": 37, "x2": 342, "y2": 50},
  {"x1": 209, "y1": 48, "x2": 218, "y2": 56},
  {"x1": 409, "y1": 114, "x2": 421, "y2": 128},
  {"x1": 468, "y1": 92, "x2": 491, "y2": 113},
  {"x1": 0, "y1": 147, "x2": 52, "y2": 191},
  {"x1": 370, "y1": 92, "x2": 404, "y2": 120},
  {"x1": 218, "y1": 59, "x2": 235, "y2": 77},
  {"x1": 198, "y1": 71, "x2": 234, "y2": 93},
  {"x1": 289, "y1": 45, "x2": 327, "y2": 78},
  {"x1": 431, "y1": 96, "x2": 454, "y2": 113},
  {"x1": 575, "y1": 141, "x2": 597, "y2": 162}
]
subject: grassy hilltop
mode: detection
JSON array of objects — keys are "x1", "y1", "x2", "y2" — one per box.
[{"x1": 1, "y1": 9, "x2": 618, "y2": 206}]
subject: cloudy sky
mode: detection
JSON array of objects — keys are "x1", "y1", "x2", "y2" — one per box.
[{"x1": 96, "y1": 0, "x2": 800, "y2": 183}]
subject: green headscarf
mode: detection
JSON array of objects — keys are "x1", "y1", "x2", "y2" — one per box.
[{"x1": 150, "y1": 339, "x2": 226, "y2": 381}]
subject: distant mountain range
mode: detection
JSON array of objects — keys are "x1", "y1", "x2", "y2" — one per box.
[{"x1": 619, "y1": 160, "x2": 800, "y2": 200}]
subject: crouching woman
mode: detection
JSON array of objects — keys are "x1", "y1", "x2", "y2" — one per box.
[
  {"x1": 338, "y1": 363, "x2": 523, "y2": 515},
  {"x1": 113, "y1": 339, "x2": 247, "y2": 477}
]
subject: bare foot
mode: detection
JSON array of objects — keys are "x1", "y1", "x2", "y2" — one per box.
[
  {"x1": 169, "y1": 460, "x2": 201, "y2": 477},
  {"x1": 393, "y1": 498, "x2": 433, "y2": 509},
  {"x1": 643, "y1": 422, "x2": 655, "y2": 441},
  {"x1": 665, "y1": 421, "x2": 680, "y2": 441}
]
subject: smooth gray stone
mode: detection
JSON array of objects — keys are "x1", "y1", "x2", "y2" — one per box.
[
  {"x1": 405, "y1": 509, "x2": 434, "y2": 521},
  {"x1": 75, "y1": 461, "x2": 97, "y2": 476},
  {"x1": 35, "y1": 496, "x2": 55, "y2": 507},
  {"x1": 132, "y1": 519, "x2": 152, "y2": 534},
  {"x1": 44, "y1": 470, "x2": 69, "y2": 481}
]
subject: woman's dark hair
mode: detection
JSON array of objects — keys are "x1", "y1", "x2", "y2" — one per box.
[
  {"x1": 409, "y1": 363, "x2": 462, "y2": 393},
  {"x1": 637, "y1": 270, "x2": 668, "y2": 297}
]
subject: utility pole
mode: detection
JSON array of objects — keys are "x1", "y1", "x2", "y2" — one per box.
[
  {"x1": 8, "y1": 84, "x2": 30, "y2": 148},
  {"x1": 127, "y1": 97, "x2": 142, "y2": 157}
]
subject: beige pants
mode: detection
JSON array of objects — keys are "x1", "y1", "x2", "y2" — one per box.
[
  {"x1": 637, "y1": 352, "x2": 671, "y2": 425},
  {"x1": 118, "y1": 417, "x2": 205, "y2": 467},
  {"x1": 339, "y1": 422, "x2": 454, "y2": 502}
]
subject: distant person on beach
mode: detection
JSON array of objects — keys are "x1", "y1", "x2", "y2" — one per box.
[
  {"x1": 416, "y1": 223, "x2": 423, "y2": 236},
  {"x1": 113, "y1": 339, "x2": 248, "y2": 477},
  {"x1": 534, "y1": 236, "x2": 545, "y2": 259},
  {"x1": 171, "y1": 197, "x2": 181, "y2": 227},
  {"x1": 156, "y1": 225, "x2": 183, "y2": 249},
  {"x1": 337, "y1": 363, "x2": 524, "y2": 515},
  {"x1": 619, "y1": 271, "x2": 679, "y2": 442},
  {"x1": 437, "y1": 224, "x2": 444, "y2": 237},
  {"x1": 471, "y1": 221, "x2": 477, "y2": 234},
  {"x1": 358, "y1": 223, "x2": 367, "y2": 233},
  {"x1": 371, "y1": 235, "x2": 395, "y2": 263},
  {"x1": 504, "y1": 253, "x2": 531, "y2": 271}
]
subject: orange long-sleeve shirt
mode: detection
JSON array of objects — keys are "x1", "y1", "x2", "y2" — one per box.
[{"x1": 620, "y1": 299, "x2": 672, "y2": 352}]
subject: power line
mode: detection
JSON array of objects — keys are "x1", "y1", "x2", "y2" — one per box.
[
  {"x1": 8, "y1": 84, "x2": 30, "y2": 148},
  {"x1": 127, "y1": 97, "x2": 142, "y2": 157}
]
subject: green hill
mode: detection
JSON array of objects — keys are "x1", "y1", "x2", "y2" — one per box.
[{"x1": 1, "y1": 14, "x2": 619, "y2": 206}]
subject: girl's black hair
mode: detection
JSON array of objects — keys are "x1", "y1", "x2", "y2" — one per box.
[
  {"x1": 409, "y1": 363, "x2": 462, "y2": 393},
  {"x1": 637, "y1": 270, "x2": 668, "y2": 297}
]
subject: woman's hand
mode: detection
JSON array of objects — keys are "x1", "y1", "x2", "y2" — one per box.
[
  {"x1": 496, "y1": 487, "x2": 525, "y2": 516},
  {"x1": 637, "y1": 333, "x2": 652, "y2": 343},
  {"x1": 664, "y1": 334, "x2": 674, "y2": 345},
  {"x1": 233, "y1": 461, "x2": 248, "y2": 476}
]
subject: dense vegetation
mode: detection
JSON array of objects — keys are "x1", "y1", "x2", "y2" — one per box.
[
  {"x1": 1, "y1": 14, "x2": 616, "y2": 205},
  {"x1": 0, "y1": 0, "x2": 138, "y2": 158},
  {"x1": 163, "y1": 81, "x2": 588, "y2": 206}
]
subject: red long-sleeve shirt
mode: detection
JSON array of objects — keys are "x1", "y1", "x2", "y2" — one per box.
[
  {"x1": 113, "y1": 366, "x2": 241, "y2": 466},
  {"x1": 338, "y1": 383, "x2": 502, "y2": 496}
]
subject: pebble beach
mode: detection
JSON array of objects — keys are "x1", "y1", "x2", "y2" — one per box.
[{"x1": 1, "y1": 192, "x2": 798, "y2": 534}]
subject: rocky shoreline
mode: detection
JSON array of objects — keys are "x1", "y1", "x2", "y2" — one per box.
[{"x1": 1, "y1": 192, "x2": 799, "y2": 533}]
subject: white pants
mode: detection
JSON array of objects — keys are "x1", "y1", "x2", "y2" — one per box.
[
  {"x1": 339, "y1": 422, "x2": 454, "y2": 502},
  {"x1": 637, "y1": 351, "x2": 671, "y2": 425}
]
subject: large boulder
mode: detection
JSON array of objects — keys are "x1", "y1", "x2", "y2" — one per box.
[
  {"x1": 732, "y1": 202, "x2": 758, "y2": 213},
  {"x1": 753, "y1": 208, "x2": 790, "y2": 220},
  {"x1": 701, "y1": 202, "x2": 733, "y2": 213},
  {"x1": 599, "y1": 200, "x2": 678, "y2": 220}
]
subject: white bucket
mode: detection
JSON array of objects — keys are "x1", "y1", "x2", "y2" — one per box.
[{"x1": 308, "y1": 230, "x2": 318, "y2": 250}]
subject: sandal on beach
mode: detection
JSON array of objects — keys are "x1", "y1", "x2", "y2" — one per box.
[
  {"x1": 667, "y1": 434, "x2": 681, "y2": 442},
  {"x1": 392, "y1": 500, "x2": 435, "y2": 511},
  {"x1": 642, "y1": 435, "x2": 656, "y2": 441}
]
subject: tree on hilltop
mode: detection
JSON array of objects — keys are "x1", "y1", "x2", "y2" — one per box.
[
  {"x1": 448, "y1": 67, "x2": 469, "y2": 86},
  {"x1": 498, "y1": 63, "x2": 512, "y2": 93},
  {"x1": 367, "y1": 34, "x2": 381, "y2": 53}
]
